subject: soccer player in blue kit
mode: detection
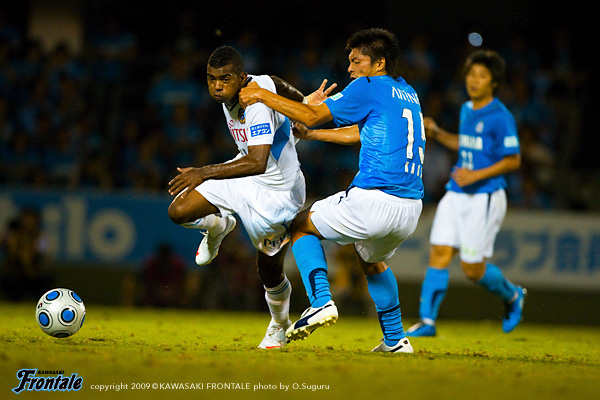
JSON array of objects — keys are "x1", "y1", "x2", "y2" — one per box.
[
  {"x1": 240, "y1": 28, "x2": 425, "y2": 353},
  {"x1": 406, "y1": 49, "x2": 526, "y2": 337}
]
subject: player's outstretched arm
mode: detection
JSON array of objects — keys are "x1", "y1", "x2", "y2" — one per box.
[
  {"x1": 293, "y1": 122, "x2": 359, "y2": 145},
  {"x1": 240, "y1": 82, "x2": 333, "y2": 128},
  {"x1": 424, "y1": 117, "x2": 459, "y2": 151},
  {"x1": 168, "y1": 145, "x2": 271, "y2": 198}
]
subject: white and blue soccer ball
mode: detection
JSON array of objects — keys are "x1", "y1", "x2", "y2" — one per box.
[{"x1": 36, "y1": 288, "x2": 86, "y2": 338}]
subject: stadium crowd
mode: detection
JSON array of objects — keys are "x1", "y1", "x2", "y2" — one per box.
[{"x1": 0, "y1": 8, "x2": 593, "y2": 211}]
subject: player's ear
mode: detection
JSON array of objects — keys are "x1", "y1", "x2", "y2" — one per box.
[{"x1": 376, "y1": 57, "x2": 386, "y2": 73}]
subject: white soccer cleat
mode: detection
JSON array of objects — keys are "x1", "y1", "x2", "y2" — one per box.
[
  {"x1": 285, "y1": 300, "x2": 338, "y2": 342},
  {"x1": 371, "y1": 337, "x2": 414, "y2": 353},
  {"x1": 258, "y1": 319, "x2": 292, "y2": 349},
  {"x1": 195, "y1": 215, "x2": 236, "y2": 266}
]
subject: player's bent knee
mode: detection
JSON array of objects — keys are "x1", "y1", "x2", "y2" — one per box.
[
  {"x1": 168, "y1": 201, "x2": 189, "y2": 225},
  {"x1": 429, "y1": 245, "x2": 455, "y2": 268},
  {"x1": 460, "y1": 261, "x2": 486, "y2": 281}
]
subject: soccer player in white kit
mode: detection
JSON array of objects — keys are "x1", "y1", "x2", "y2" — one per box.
[
  {"x1": 168, "y1": 46, "x2": 333, "y2": 349},
  {"x1": 241, "y1": 29, "x2": 424, "y2": 353},
  {"x1": 406, "y1": 50, "x2": 526, "y2": 337}
]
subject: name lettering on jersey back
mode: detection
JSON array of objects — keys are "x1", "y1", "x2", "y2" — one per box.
[
  {"x1": 459, "y1": 134, "x2": 483, "y2": 150},
  {"x1": 228, "y1": 120, "x2": 247, "y2": 142},
  {"x1": 391, "y1": 87, "x2": 420, "y2": 105}
]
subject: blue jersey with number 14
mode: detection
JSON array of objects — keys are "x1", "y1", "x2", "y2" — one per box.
[
  {"x1": 324, "y1": 75, "x2": 425, "y2": 199},
  {"x1": 447, "y1": 97, "x2": 520, "y2": 194}
]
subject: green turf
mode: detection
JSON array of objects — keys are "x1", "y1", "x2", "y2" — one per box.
[{"x1": 1, "y1": 302, "x2": 599, "y2": 400}]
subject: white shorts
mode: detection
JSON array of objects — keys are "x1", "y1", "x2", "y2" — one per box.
[
  {"x1": 429, "y1": 189, "x2": 507, "y2": 263},
  {"x1": 310, "y1": 187, "x2": 423, "y2": 263},
  {"x1": 196, "y1": 174, "x2": 306, "y2": 256}
]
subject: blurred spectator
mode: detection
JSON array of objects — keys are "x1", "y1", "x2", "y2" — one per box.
[
  {"x1": 87, "y1": 13, "x2": 138, "y2": 84},
  {"x1": 125, "y1": 124, "x2": 168, "y2": 191},
  {"x1": 165, "y1": 101, "x2": 206, "y2": 167},
  {"x1": 42, "y1": 124, "x2": 79, "y2": 187},
  {"x1": 121, "y1": 242, "x2": 192, "y2": 308},
  {"x1": 512, "y1": 123, "x2": 555, "y2": 208},
  {"x1": 403, "y1": 33, "x2": 437, "y2": 99},
  {"x1": 0, "y1": 130, "x2": 40, "y2": 184},
  {"x1": 0, "y1": 207, "x2": 54, "y2": 301},
  {"x1": 229, "y1": 30, "x2": 262, "y2": 73},
  {"x1": 45, "y1": 42, "x2": 87, "y2": 104},
  {"x1": 0, "y1": 37, "x2": 16, "y2": 97},
  {"x1": 329, "y1": 244, "x2": 371, "y2": 316},
  {"x1": 73, "y1": 149, "x2": 113, "y2": 189},
  {"x1": 0, "y1": 95, "x2": 14, "y2": 145},
  {"x1": 0, "y1": 6, "x2": 21, "y2": 51},
  {"x1": 146, "y1": 51, "x2": 205, "y2": 127}
]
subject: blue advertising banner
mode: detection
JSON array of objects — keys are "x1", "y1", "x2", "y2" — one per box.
[
  {"x1": 380, "y1": 208, "x2": 600, "y2": 291},
  {"x1": 2, "y1": 187, "x2": 599, "y2": 290},
  {"x1": 0, "y1": 188, "x2": 205, "y2": 265}
]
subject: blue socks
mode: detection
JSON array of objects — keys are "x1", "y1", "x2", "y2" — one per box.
[
  {"x1": 366, "y1": 268, "x2": 405, "y2": 346},
  {"x1": 293, "y1": 235, "x2": 406, "y2": 346},
  {"x1": 292, "y1": 235, "x2": 331, "y2": 308},
  {"x1": 418, "y1": 267, "x2": 449, "y2": 324},
  {"x1": 478, "y1": 263, "x2": 518, "y2": 302}
]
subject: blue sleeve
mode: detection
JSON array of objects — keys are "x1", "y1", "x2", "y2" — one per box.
[{"x1": 323, "y1": 77, "x2": 372, "y2": 126}]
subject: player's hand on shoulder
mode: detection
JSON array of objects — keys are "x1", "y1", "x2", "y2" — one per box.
[
  {"x1": 305, "y1": 79, "x2": 338, "y2": 106},
  {"x1": 168, "y1": 167, "x2": 205, "y2": 198},
  {"x1": 239, "y1": 81, "x2": 261, "y2": 108}
]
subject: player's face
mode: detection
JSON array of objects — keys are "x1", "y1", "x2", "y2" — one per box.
[
  {"x1": 347, "y1": 48, "x2": 380, "y2": 79},
  {"x1": 465, "y1": 63, "x2": 495, "y2": 102},
  {"x1": 207, "y1": 64, "x2": 247, "y2": 106}
]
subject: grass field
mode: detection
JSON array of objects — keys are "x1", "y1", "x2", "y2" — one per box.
[{"x1": 1, "y1": 302, "x2": 599, "y2": 400}]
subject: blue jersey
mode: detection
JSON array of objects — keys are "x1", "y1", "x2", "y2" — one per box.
[
  {"x1": 447, "y1": 97, "x2": 520, "y2": 194},
  {"x1": 323, "y1": 75, "x2": 425, "y2": 199}
]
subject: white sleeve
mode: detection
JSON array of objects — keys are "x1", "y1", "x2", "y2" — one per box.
[{"x1": 245, "y1": 99, "x2": 276, "y2": 147}]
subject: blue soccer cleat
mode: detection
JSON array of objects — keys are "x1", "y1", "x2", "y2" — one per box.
[
  {"x1": 503, "y1": 287, "x2": 527, "y2": 333},
  {"x1": 285, "y1": 300, "x2": 338, "y2": 342},
  {"x1": 406, "y1": 321, "x2": 436, "y2": 337}
]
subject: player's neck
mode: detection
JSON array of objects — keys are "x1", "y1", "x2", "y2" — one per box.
[
  {"x1": 225, "y1": 96, "x2": 239, "y2": 110},
  {"x1": 470, "y1": 95, "x2": 494, "y2": 110}
]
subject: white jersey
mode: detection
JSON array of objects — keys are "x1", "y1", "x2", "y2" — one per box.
[{"x1": 222, "y1": 74, "x2": 301, "y2": 190}]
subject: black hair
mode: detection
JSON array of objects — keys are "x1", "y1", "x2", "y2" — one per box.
[
  {"x1": 207, "y1": 46, "x2": 245, "y2": 74},
  {"x1": 345, "y1": 28, "x2": 401, "y2": 78},
  {"x1": 464, "y1": 49, "x2": 506, "y2": 94}
]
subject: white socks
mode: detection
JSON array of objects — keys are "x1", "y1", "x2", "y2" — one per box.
[
  {"x1": 181, "y1": 215, "x2": 227, "y2": 236},
  {"x1": 265, "y1": 276, "x2": 292, "y2": 325}
]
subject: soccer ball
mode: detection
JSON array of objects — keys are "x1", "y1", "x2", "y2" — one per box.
[{"x1": 36, "y1": 288, "x2": 86, "y2": 338}]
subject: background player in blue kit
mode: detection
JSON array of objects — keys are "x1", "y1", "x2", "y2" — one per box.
[
  {"x1": 240, "y1": 28, "x2": 425, "y2": 353},
  {"x1": 406, "y1": 50, "x2": 526, "y2": 337}
]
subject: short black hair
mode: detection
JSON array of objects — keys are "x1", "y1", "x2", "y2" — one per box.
[
  {"x1": 464, "y1": 50, "x2": 506, "y2": 94},
  {"x1": 207, "y1": 46, "x2": 245, "y2": 74},
  {"x1": 345, "y1": 28, "x2": 401, "y2": 78}
]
